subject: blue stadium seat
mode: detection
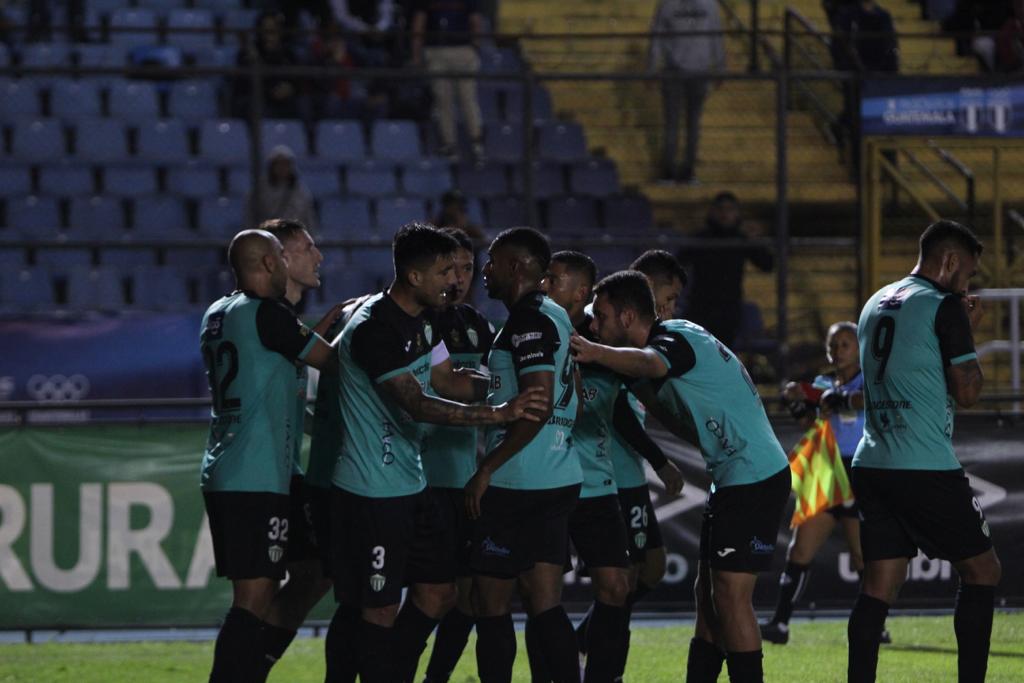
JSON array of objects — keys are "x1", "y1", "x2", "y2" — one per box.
[
  {"x1": 109, "y1": 8, "x2": 160, "y2": 48},
  {"x1": 301, "y1": 167, "x2": 340, "y2": 195},
  {"x1": 88, "y1": 0, "x2": 128, "y2": 14},
  {"x1": 49, "y1": 79, "x2": 102, "y2": 120},
  {"x1": 200, "y1": 119, "x2": 250, "y2": 164},
  {"x1": 375, "y1": 197, "x2": 426, "y2": 232},
  {"x1": 511, "y1": 161, "x2": 566, "y2": 199},
  {"x1": 503, "y1": 85, "x2": 553, "y2": 124},
  {"x1": 587, "y1": 246, "x2": 641, "y2": 276},
  {"x1": 603, "y1": 195, "x2": 654, "y2": 233},
  {"x1": 371, "y1": 120, "x2": 421, "y2": 161},
  {"x1": 0, "y1": 168, "x2": 33, "y2": 197},
  {"x1": 345, "y1": 160, "x2": 397, "y2": 197},
  {"x1": 132, "y1": 196, "x2": 190, "y2": 235},
  {"x1": 102, "y1": 166, "x2": 158, "y2": 196},
  {"x1": 537, "y1": 122, "x2": 587, "y2": 163},
  {"x1": 262, "y1": 119, "x2": 309, "y2": 159},
  {"x1": 12, "y1": 119, "x2": 65, "y2": 162},
  {"x1": 225, "y1": 166, "x2": 252, "y2": 195},
  {"x1": 164, "y1": 248, "x2": 221, "y2": 269},
  {"x1": 167, "y1": 162, "x2": 220, "y2": 198},
  {"x1": 194, "y1": 45, "x2": 238, "y2": 67},
  {"x1": 315, "y1": 120, "x2": 366, "y2": 162},
  {"x1": 0, "y1": 248, "x2": 26, "y2": 266},
  {"x1": 197, "y1": 196, "x2": 244, "y2": 238},
  {"x1": 65, "y1": 267, "x2": 125, "y2": 311},
  {"x1": 108, "y1": 80, "x2": 160, "y2": 122},
  {"x1": 476, "y1": 82, "x2": 502, "y2": 122},
  {"x1": 74, "y1": 119, "x2": 129, "y2": 162},
  {"x1": 40, "y1": 163, "x2": 94, "y2": 196},
  {"x1": 1, "y1": 268, "x2": 54, "y2": 311},
  {"x1": 479, "y1": 47, "x2": 523, "y2": 74},
  {"x1": 165, "y1": 9, "x2": 217, "y2": 52},
  {"x1": 20, "y1": 44, "x2": 73, "y2": 84},
  {"x1": 319, "y1": 197, "x2": 373, "y2": 236},
  {"x1": 483, "y1": 123, "x2": 524, "y2": 163},
  {"x1": 199, "y1": 267, "x2": 234, "y2": 302},
  {"x1": 464, "y1": 197, "x2": 485, "y2": 226},
  {"x1": 36, "y1": 248, "x2": 94, "y2": 269},
  {"x1": 69, "y1": 196, "x2": 125, "y2": 239},
  {"x1": 455, "y1": 162, "x2": 507, "y2": 198},
  {"x1": 7, "y1": 196, "x2": 61, "y2": 236},
  {"x1": 129, "y1": 266, "x2": 191, "y2": 310},
  {"x1": 222, "y1": 8, "x2": 260, "y2": 32},
  {"x1": 353, "y1": 248, "x2": 395, "y2": 280},
  {"x1": 320, "y1": 265, "x2": 381, "y2": 303},
  {"x1": 569, "y1": 158, "x2": 620, "y2": 197},
  {"x1": 168, "y1": 80, "x2": 219, "y2": 121},
  {"x1": 100, "y1": 247, "x2": 159, "y2": 268},
  {"x1": 545, "y1": 197, "x2": 598, "y2": 234},
  {"x1": 74, "y1": 44, "x2": 125, "y2": 84},
  {"x1": 136, "y1": 120, "x2": 191, "y2": 163},
  {"x1": 0, "y1": 80, "x2": 41, "y2": 120},
  {"x1": 0, "y1": 44, "x2": 8, "y2": 69},
  {"x1": 402, "y1": 159, "x2": 453, "y2": 198},
  {"x1": 136, "y1": 0, "x2": 186, "y2": 8},
  {"x1": 486, "y1": 196, "x2": 528, "y2": 230}
]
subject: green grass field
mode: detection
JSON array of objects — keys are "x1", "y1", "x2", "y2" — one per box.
[{"x1": 2, "y1": 613, "x2": 1023, "y2": 682}]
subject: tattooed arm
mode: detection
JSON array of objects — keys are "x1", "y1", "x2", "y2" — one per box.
[{"x1": 378, "y1": 371, "x2": 547, "y2": 426}]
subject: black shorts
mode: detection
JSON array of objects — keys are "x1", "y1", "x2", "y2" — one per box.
[
  {"x1": 826, "y1": 457, "x2": 859, "y2": 519},
  {"x1": 430, "y1": 486, "x2": 475, "y2": 577},
  {"x1": 331, "y1": 487, "x2": 455, "y2": 608},
  {"x1": 203, "y1": 490, "x2": 291, "y2": 580},
  {"x1": 570, "y1": 494, "x2": 630, "y2": 570},
  {"x1": 306, "y1": 483, "x2": 333, "y2": 576},
  {"x1": 852, "y1": 467, "x2": 993, "y2": 563},
  {"x1": 287, "y1": 475, "x2": 318, "y2": 564},
  {"x1": 470, "y1": 484, "x2": 581, "y2": 579},
  {"x1": 616, "y1": 485, "x2": 664, "y2": 563},
  {"x1": 699, "y1": 467, "x2": 790, "y2": 573}
]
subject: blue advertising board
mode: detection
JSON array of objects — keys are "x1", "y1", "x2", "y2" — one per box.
[{"x1": 861, "y1": 78, "x2": 1024, "y2": 137}]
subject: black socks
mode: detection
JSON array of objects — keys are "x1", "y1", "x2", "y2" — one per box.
[
  {"x1": 685, "y1": 637, "x2": 725, "y2": 683},
  {"x1": 725, "y1": 650, "x2": 763, "y2": 683},
  {"x1": 529, "y1": 606, "x2": 580, "y2": 683},
  {"x1": 392, "y1": 601, "x2": 440, "y2": 683},
  {"x1": 771, "y1": 562, "x2": 810, "y2": 626},
  {"x1": 256, "y1": 621, "x2": 296, "y2": 681},
  {"x1": 954, "y1": 583, "x2": 995, "y2": 683},
  {"x1": 209, "y1": 606, "x2": 265, "y2": 683},
  {"x1": 476, "y1": 614, "x2": 517, "y2": 683},
  {"x1": 424, "y1": 607, "x2": 475, "y2": 683},
  {"x1": 583, "y1": 602, "x2": 629, "y2": 682},
  {"x1": 325, "y1": 604, "x2": 360, "y2": 683},
  {"x1": 847, "y1": 593, "x2": 889, "y2": 683}
]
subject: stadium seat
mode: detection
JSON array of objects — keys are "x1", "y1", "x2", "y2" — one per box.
[
  {"x1": 199, "y1": 267, "x2": 234, "y2": 302},
  {"x1": 1, "y1": 268, "x2": 54, "y2": 311},
  {"x1": 320, "y1": 265, "x2": 381, "y2": 303},
  {"x1": 39, "y1": 163, "x2": 93, "y2": 197},
  {"x1": 66, "y1": 267, "x2": 126, "y2": 311},
  {"x1": 603, "y1": 194, "x2": 654, "y2": 233},
  {"x1": 165, "y1": 9, "x2": 217, "y2": 52},
  {"x1": 12, "y1": 119, "x2": 65, "y2": 162},
  {"x1": 19, "y1": 43, "x2": 73, "y2": 84},
  {"x1": 402, "y1": 159, "x2": 453, "y2": 198},
  {"x1": 314, "y1": 120, "x2": 366, "y2": 162},
  {"x1": 486, "y1": 196, "x2": 528, "y2": 230},
  {"x1": 7, "y1": 196, "x2": 61, "y2": 236},
  {"x1": 476, "y1": 82, "x2": 502, "y2": 122},
  {"x1": 74, "y1": 119, "x2": 129, "y2": 162},
  {"x1": 354, "y1": 248, "x2": 395, "y2": 280},
  {"x1": 375, "y1": 197, "x2": 427, "y2": 231},
  {"x1": 301, "y1": 167, "x2": 341, "y2": 195},
  {"x1": 319, "y1": 197, "x2": 373, "y2": 236},
  {"x1": 483, "y1": 122, "x2": 524, "y2": 163},
  {"x1": 464, "y1": 197, "x2": 485, "y2": 226},
  {"x1": 74, "y1": 44, "x2": 125, "y2": 84},
  {"x1": 0, "y1": 248, "x2": 26, "y2": 266},
  {"x1": 537, "y1": 122, "x2": 588, "y2": 163},
  {"x1": 87, "y1": 0, "x2": 128, "y2": 14},
  {"x1": 136, "y1": 0, "x2": 186, "y2": 8},
  {"x1": 48, "y1": 79, "x2": 102, "y2": 121},
  {"x1": 262, "y1": 119, "x2": 309, "y2": 159},
  {"x1": 199, "y1": 119, "x2": 250, "y2": 164},
  {"x1": 511, "y1": 161, "x2": 566, "y2": 199},
  {"x1": 164, "y1": 248, "x2": 221, "y2": 269},
  {"x1": 136, "y1": 120, "x2": 191, "y2": 163},
  {"x1": 479, "y1": 47, "x2": 524, "y2": 74},
  {"x1": 0, "y1": 44, "x2": 8, "y2": 69},
  {"x1": 108, "y1": 80, "x2": 160, "y2": 122},
  {"x1": 222, "y1": 8, "x2": 260, "y2": 32},
  {"x1": 194, "y1": 45, "x2": 239, "y2": 67},
  {"x1": 129, "y1": 266, "x2": 192, "y2": 310},
  {"x1": 102, "y1": 166, "x2": 158, "y2": 197},
  {"x1": 345, "y1": 160, "x2": 397, "y2": 197},
  {"x1": 69, "y1": 196, "x2": 126, "y2": 240},
  {"x1": 226, "y1": 166, "x2": 252, "y2": 196},
  {"x1": 569, "y1": 158, "x2": 620, "y2": 197},
  {"x1": 108, "y1": 8, "x2": 160, "y2": 48},
  {"x1": 167, "y1": 162, "x2": 221, "y2": 198},
  {"x1": 168, "y1": 80, "x2": 219, "y2": 121},
  {"x1": 36, "y1": 248, "x2": 94, "y2": 269},
  {"x1": 132, "y1": 196, "x2": 190, "y2": 235},
  {"x1": 0, "y1": 168, "x2": 33, "y2": 197},
  {"x1": 455, "y1": 162, "x2": 507, "y2": 198},
  {"x1": 545, "y1": 196, "x2": 598, "y2": 234},
  {"x1": 370, "y1": 120, "x2": 421, "y2": 161},
  {"x1": 0, "y1": 80, "x2": 41, "y2": 120},
  {"x1": 197, "y1": 196, "x2": 244, "y2": 238},
  {"x1": 587, "y1": 246, "x2": 640, "y2": 276},
  {"x1": 100, "y1": 247, "x2": 159, "y2": 268},
  {"x1": 504, "y1": 84, "x2": 554, "y2": 124},
  {"x1": 734, "y1": 302, "x2": 778, "y2": 354}
]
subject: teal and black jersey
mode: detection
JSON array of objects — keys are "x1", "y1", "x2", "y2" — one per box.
[
  {"x1": 486, "y1": 291, "x2": 582, "y2": 490},
  {"x1": 647, "y1": 319, "x2": 787, "y2": 488},
  {"x1": 292, "y1": 364, "x2": 308, "y2": 476},
  {"x1": 422, "y1": 303, "x2": 496, "y2": 489},
  {"x1": 575, "y1": 315, "x2": 620, "y2": 498},
  {"x1": 199, "y1": 291, "x2": 319, "y2": 494},
  {"x1": 854, "y1": 275, "x2": 977, "y2": 471},
  {"x1": 609, "y1": 391, "x2": 649, "y2": 489},
  {"x1": 333, "y1": 291, "x2": 440, "y2": 498}
]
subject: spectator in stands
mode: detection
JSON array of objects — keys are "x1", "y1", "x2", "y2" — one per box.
[
  {"x1": 648, "y1": 0, "x2": 726, "y2": 185},
  {"x1": 247, "y1": 146, "x2": 320, "y2": 234},
  {"x1": 331, "y1": 0, "x2": 397, "y2": 67},
  {"x1": 233, "y1": 11, "x2": 308, "y2": 120},
  {"x1": 830, "y1": 0, "x2": 900, "y2": 72},
  {"x1": 433, "y1": 189, "x2": 484, "y2": 241},
  {"x1": 942, "y1": 0, "x2": 1013, "y2": 69},
  {"x1": 311, "y1": 27, "x2": 390, "y2": 120},
  {"x1": 676, "y1": 191, "x2": 773, "y2": 348},
  {"x1": 996, "y1": 0, "x2": 1024, "y2": 71},
  {"x1": 411, "y1": 0, "x2": 485, "y2": 161}
]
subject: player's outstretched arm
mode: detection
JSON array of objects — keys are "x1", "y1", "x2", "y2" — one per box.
[
  {"x1": 379, "y1": 371, "x2": 548, "y2": 426},
  {"x1": 570, "y1": 333, "x2": 669, "y2": 379},
  {"x1": 430, "y1": 358, "x2": 490, "y2": 403}
]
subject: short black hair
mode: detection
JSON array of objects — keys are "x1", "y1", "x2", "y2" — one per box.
[
  {"x1": 489, "y1": 227, "x2": 551, "y2": 272},
  {"x1": 393, "y1": 222, "x2": 459, "y2": 279},
  {"x1": 442, "y1": 227, "x2": 474, "y2": 253},
  {"x1": 629, "y1": 249, "x2": 687, "y2": 287},
  {"x1": 593, "y1": 270, "x2": 656, "y2": 321},
  {"x1": 919, "y1": 219, "x2": 983, "y2": 261},
  {"x1": 712, "y1": 191, "x2": 738, "y2": 206},
  {"x1": 551, "y1": 250, "x2": 597, "y2": 288},
  {"x1": 260, "y1": 218, "x2": 307, "y2": 244}
]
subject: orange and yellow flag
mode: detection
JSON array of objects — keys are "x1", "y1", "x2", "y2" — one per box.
[{"x1": 787, "y1": 418, "x2": 855, "y2": 527}]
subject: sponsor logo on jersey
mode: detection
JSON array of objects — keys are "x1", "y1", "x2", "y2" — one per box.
[
  {"x1": 878, "y1": 286, "x2": 908, "y2": 310},
  {"x1": 370, "y1": 573, "x2": 386, "y2": 592},
  {"x1": 467, "y1": 328, "x2": 479, "y2": 348},
  {"x1": 482, "y1": 537, "x2": 512, "y2": 557},
  {"x1": 511, "y1": 332, "x2": 542, "y2": 348},
  {"x1": 749, "y1": 537, "x2": 775, "y2": 554},
  {"x1": 634, "y1": 532, "x2": 647, "y2": 549},
  {"x1": 716, "y1": 547, "x2": 736, "y2": 557},
  {"x1": 268, "y1": 544, "x2": 284, "y2": 563},
  {"x1": 424, "y1": 323, "x2": 433, "y2": 345}
]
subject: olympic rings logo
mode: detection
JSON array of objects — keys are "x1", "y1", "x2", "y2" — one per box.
[{"x1": 26, "y1": 374, "x2": 91, "y2": 401}]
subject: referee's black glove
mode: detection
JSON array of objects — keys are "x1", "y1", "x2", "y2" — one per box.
[{"x1": 820, "y1": 388, "x2": 852, "y2": 413}]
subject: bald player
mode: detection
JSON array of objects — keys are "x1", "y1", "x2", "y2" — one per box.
[{"x1": 199, "y1": 229, "x2": 338, "y2": 682}]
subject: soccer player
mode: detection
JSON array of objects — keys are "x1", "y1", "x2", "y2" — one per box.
[
  {"x1": 199, "y1": 229, "x2": 338, "y2": 683},
  {"x1": 420, "y1": 228, "x2": 497, "y2": 683},
  {"x1": 326, "y1": 224, "x2": 547, "y2": 683},
  {"x1": 546, "y1": 250, "x2": 684, "y2": 681},
  {"x1": 847, "y1": 220, "x2": 1000, "y2": 683},
  {"x1": 630, "y1": 249, "x2": 685, "y2": 320},
  {"x1": 463, "y1": 228, "x2": 583, "y2": 683},
  {"x1": 571, "y1": 270, "x2": 790, "y2": 683}
]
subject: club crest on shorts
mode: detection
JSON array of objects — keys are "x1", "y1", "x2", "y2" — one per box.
[
  {"x1": 268, "y1": 544, "x2": 284, "y2": 563},
  {"x1": 370, "y1": 573, "x2": 386, "y2": 592},
  {"x1": 634, "y1": 532, "x2": 647, "y2": 549}
]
